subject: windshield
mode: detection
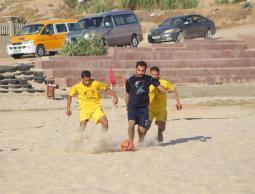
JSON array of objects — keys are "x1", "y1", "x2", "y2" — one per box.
[
  {"x1": 159, "y1": 17, "x2": 183, "y2": 27},
  {"x1": 17, "y1": 24, "x2": 44, "y2": 35},
  {"x1": 72, "y1": 17, "x2": 103, "y2": 31}
]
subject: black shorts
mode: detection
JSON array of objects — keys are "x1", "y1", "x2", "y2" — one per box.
[{"x1": 128, "y1": 106, "x2": 149, "y2": 128}]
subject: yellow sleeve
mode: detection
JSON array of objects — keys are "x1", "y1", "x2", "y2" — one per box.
[
  {"x1": 69, "y1": 85, "x2": 77, "y2": 96},
  {"x1": 96, "y1": 81, "x2": 108, "y2": 91},
  {"x1": 166, "y1": 81, "x2": 175, "y2": 91}
]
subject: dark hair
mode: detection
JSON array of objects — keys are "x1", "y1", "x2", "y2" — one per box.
[
  {"x1": 150, "y1": 66, "x2": 160, "y2": 73},
  {"x1": 136, "y1": 61, "x2": 147, "y2": 70},
  {"x1": 81, "y1": 70, "x2": 91, "y2": 78}
]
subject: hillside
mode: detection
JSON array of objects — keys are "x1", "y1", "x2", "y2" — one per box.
[{"x1": 0, "y1": 0, "x2": 255, "y2": 33}]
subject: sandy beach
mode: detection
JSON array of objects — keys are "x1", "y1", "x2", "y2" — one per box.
[{"x1": 0, "y1": 92, "x2": 255, "y2": 194}]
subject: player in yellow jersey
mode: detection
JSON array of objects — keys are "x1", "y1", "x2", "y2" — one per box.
[
  {"x1": 147, "y1": 66, "x2": 182, "y2": 142},
  {"x1": 66, "y1": 70, "x2": 118, "y2": 135}
]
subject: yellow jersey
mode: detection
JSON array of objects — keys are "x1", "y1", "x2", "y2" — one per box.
[
  {"x1": 149, "y1": 79, "x2": 174, "y2": 111},
  {"x1": 69, "y1": 80, "x2": 108, "y2": 109}
]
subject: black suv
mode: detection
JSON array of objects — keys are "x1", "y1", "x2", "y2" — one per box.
[{"x1": 148, "y1": 14, "x2": 216, "y2": 43}]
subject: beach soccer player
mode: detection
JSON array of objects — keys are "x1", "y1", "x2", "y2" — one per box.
[
  {"x1": 147, "y1": 66, "x2": 182, "y2": 142},
  {"x1": 66, "y1": 70, "x2": 118, "y2": 137},
  {"x1": 125, "y1": 61, "x2": 174, "y2": 144}
]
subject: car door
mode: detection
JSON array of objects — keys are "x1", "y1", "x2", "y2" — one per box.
[
  {"x1": 101, "y1": 16, "x2": 115, "y2": 46},
  {"x1": 192, "y1": 15, "x2": 207, "y2": 38},
  {"x1": 182, "y1": 16, "x2": 195, "y2": 39},
  {"x1": 54, "y1": 23, "x2": 68, "y2": 49},
  {"x1": 112, "y1": 14, "x2": 130, "y2": 45},
  {"x1": 41, "y1": 24, "x2": 58, "y2": 51},
  {"x1": 123, "y1": 14, "x2": 140, "y2": 43}
]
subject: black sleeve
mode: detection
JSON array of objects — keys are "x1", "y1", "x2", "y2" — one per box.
[
  {"x1": 126, "y1": 79, "x2": 131, "y2": 93},
  {"x1": 151, "y1": 76, "x2": 160, "y2": 87}
]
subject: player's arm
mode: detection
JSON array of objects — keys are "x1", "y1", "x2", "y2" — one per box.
[
  {"x1": 125, "y1": 79, "x2": 130, "y2": 109},
  {"x1": 172, "y1": 88, "x2": 182, "y2": 110},
  {"x1": 157, "y1": 85, "x2": 174, "y2": 93},
  {"x1": 66, "y1": 95, "x2": 73, "y2": 116},
  {"x1": 125, "y1": 93, "x2": 129, "y2": 108},
  {"x1": 66, "y1": 86, "x2": 77, "y2": 116},
  {"x1": 104, "y1": 87, "x2": 118, "y2": 105}
]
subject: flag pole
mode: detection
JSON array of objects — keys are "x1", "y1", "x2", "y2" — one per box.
[{"x1": 111, "y1": 83, "x2": 116, "y2": 122}]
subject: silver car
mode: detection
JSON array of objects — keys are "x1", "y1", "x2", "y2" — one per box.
[{"x1": 66, "y1": 10, "x2": 143, "y2": 47}]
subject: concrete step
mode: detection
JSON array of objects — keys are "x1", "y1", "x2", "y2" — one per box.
[
  {"x1": 36, "y1": 58, "x2": 255, "y2": 69},
  {"x1": 114, "y1": 50, "x2": 255, "y2": 60},
  {"x1": 44, "y1": 67, "x2": 255, "y2": 87}
]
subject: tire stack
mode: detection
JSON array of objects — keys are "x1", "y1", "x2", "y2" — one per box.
[{"x1": 0, "y1": 63, "x2": 46, "y2": 94}]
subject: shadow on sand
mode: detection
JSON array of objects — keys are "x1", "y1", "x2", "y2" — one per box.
[
  {"x1": 160, "y1": 136, "x2": 212, "y2": 147},
  {"x1": 172, "y1": 117, "x2": 229, "y2": 121}
]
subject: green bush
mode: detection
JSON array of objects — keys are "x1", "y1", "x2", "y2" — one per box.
[
  {"x1": 90, "y1": 0, "x2": 113, "y2": 13},
  {"x1": 117, "y1": 0, "x2": 198, "y2": 10},
  {"x1": 61, "y1": 33, "x2": 107, "y2": 56}
]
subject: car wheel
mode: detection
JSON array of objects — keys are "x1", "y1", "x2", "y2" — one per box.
[
  {"x1": 205, "y1": 29, "x2": 213, "y2": 40},
  {"x1": 130, "y1": 35, "x2": 139, "y2": 47},
  {"x1": 11, "y1": 54, "x2": 23, "y2": 59},
  {"x1": 35, "y1": 45, "x2": 45, "y2": 57},
  {"x1": 176, "y1": 31, "x2": 184, "y2": 43}
]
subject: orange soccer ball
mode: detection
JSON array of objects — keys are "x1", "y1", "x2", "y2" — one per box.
[{"x1": 120, "y1": 140, "x2": 134, "y2": 151}]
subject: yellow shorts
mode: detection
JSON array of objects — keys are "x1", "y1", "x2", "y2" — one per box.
[
  {"x1": 149, "y1": 109, "x2": 167, "y2": 123},
  {"x1": 79, "y1": 106, "x2": 105, "y2": 124}
]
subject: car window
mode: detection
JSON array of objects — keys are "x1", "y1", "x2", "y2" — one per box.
[
  {"x1": 79, "y1": 18, "x2": 91, "y2": 30},
  {"x1": 124, "y1": 14, "x2": 137, "y2": 24},
  {"x1": 185, "y1": 17, "x2": 193, "y2": 24},
  {"x1": 41, "y1": 24, "x2": 55, "y2": 35},
  {"x1": 192, "y1": 16, "x2": 205, "y2": 23},
  {"x1": 55, "y1": 24, "x2": 67, "y2": 33},
  {"x1": 159, "y1": 17, "x2": 184, "y2": 27},
  {"x1": 89, "y1": 17, "x2": 103, "y2": 28},
  {"x1": 67, "y1": 23, "x2": 76, "y2": 31},
  {"x1": 103, "y1": 16, "x2": 113, "y2": 28},
  {"x1": 17, "y1": 24, "x2": 43, "y2": 35},
  {"x1": 113, "y1": 15, "x2": 125, "y2": 26}
]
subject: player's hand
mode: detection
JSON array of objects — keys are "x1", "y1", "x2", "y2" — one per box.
[
  {"x1": 176, "y1": 103, "x2": 182, "y2": 110},
  {"x1": 112, "y1": 96, "x2": 118, "y2": 105},
  {"x1": 66, "y1": 109, "x2": 72, "y2": 116}
]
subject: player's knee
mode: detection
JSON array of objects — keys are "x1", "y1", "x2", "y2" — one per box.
[
  {"x1": 139, "y1": 127, "x2": 146, "y2": 135},
  {"x1": 102, "y1": 120, "x2": 108, "y2": 129}
]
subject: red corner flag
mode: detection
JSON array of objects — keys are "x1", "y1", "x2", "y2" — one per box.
[{"x1": 109, "y1": 65, "x2": 116, "y2": 86}]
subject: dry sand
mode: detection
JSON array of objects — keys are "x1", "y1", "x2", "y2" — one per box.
[{"x1": 0, "y1": 92, "x2": 255, "y2": 194}]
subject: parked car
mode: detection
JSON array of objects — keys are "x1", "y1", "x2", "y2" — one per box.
[
  {"x1": 148, "y1": 14, "x2": 216, "y2": 43},
  {"x1": 66, "y1": 10, "x2": 143, "y2": 47},
  {"x1": 6, "y1": 19, "x2": 78, "y2": 58}
]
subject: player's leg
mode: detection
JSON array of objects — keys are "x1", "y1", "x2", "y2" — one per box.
[
  {"x1": 137, "y1": 107, "x2": 149, "y2": 142},
  {"x1": 77, "y1": 108, "x2": 91, "y2": 143},
  {"x1": 155, "y1": 110, "x2": 167, "y2": 142},
  {"x1": 92, "y1": 106, "x2": 108, "y2": 132},
  {"x1": 157, "y1": 121, "x2": 166, "y2": 142},
  {"x1": 127, "y1": 106, "x2": 136, "y2": 142},
  {"x1": 98, "y1": 115, "x2": 108, "y2": 132},
  {"x1": 128, "y1": 120, "x2": 136, "y2": 142},
  {"x1": 138, "y1": 125, "x2": 147, "y2": 142},
  {"x1": 146, "y1": 109, "x2": 156, "y2": 132}
]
